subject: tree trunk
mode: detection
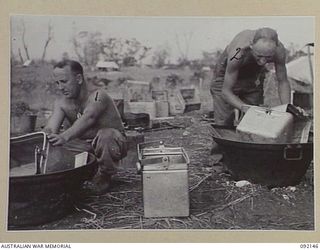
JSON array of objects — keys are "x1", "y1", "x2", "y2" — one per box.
[
  {"x1": 41, "y1": 22, "x2": 53, "y2": 61},
  {"x1": 22, "y1": 20, "x2": 30, "y2": 60},
  {"x1": 18, "y1": 48, "x2": 24, "y2": 64}
]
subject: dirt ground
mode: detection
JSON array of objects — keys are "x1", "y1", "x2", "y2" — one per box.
[
  {"x1": 21, "y1": 112, "x2": 314, "y2": 231},
  {"x1": 9, "y1": 65, "x2": 314, "y2": 231}
]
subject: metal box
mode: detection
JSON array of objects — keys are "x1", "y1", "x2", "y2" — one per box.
[
  {"x1": 137, "y1": 141, "x2": 190, "y2": 217},
  {"x1": 236, "y1": 106, "x2": 294, "y2": 143}
]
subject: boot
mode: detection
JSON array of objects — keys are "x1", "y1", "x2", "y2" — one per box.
[{"x1": 82, "y1": 172, "x2": 112, "y2": 196}]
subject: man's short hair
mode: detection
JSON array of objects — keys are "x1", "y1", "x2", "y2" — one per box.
[
  {"x1": 253, "y1": 27, "x2": 279, "y2": 46},
  {"x1": 54, "y1": 60, "x2": 84, "y2": 76}
]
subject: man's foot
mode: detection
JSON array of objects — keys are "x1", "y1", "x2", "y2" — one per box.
[
  {"x1": 81, "y1": 174, "x2": 112, "y2": 196},
  {"x1": 210, "y1": 143, "x2": 223, "y2": 155}
]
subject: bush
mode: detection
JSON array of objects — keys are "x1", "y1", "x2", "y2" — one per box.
[{"x1": 11, "y1": 101, "x2": 35, "y2": 117}]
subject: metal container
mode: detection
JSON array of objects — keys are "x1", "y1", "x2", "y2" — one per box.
[
  {"x1": 211, "y1": 126, "x2": 313, "y2": 188},
  {"x1": 151, "y1": 90, "x2": 168, "y2": 101},
  {"x1": 236, "y1": 106, "x2": 294, "y2": 143},
  {"x1": 155, "y1": 101, "x2": 169, "y2": 117},
  {"x1": 123, "y1": 113, "x2": 150, "y2": 129},
  {"x1": 9, "y1": 132, "x2": 97, "y2": 229},
  {"x1": 137, "y1": 141, "x2": 190, "y2": 217},
  {"x1": 180, "y1": 88, "x2": 201, "y2": 113}
]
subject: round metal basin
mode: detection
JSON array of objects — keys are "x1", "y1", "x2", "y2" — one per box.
[
  {"x1": 8, "y1": 133, "x2": 97, "y2": 229},
  {"x1": 211, "y1": 126, "x2": 313, "y2": 188}
]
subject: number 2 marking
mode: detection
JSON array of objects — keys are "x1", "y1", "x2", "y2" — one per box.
[{"x1": 230, "y1": 48, "x2": 244, "y2": 61}]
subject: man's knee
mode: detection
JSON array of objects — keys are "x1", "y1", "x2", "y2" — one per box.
[
  {"x1": 96, "y1": 128, "x2": 114, "y2": 140},
  {"x1": 94, "y1": 128, "x2": 127, "y2": 160}
]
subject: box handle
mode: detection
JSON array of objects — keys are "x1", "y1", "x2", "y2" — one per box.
[
  {"x1": 284, "y1": 145, "x2": 303, "y2": 161},
  {"x1": 136, "y1": 162, "x2": 142, "y2": 174},
  {"x1": 161, "y1": 156, "x2": 170, "y2": 170},
  {"x1": 136, "y1": 156, "x2": 170, "y2": 173},
  {"x1": 34, "y1": 146, "x2": 43, "y2": 174}
]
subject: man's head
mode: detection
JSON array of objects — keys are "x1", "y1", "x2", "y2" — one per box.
[
  {"x1": 53, "y1": 60, "x2": 84, "y2": 99},
  {"x1": 250, "y1": 27, "x2": 279, "y2": 66}
]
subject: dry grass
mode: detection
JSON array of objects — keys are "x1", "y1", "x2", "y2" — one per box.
[
  {"x1": 13, "y1": 65, "x2": 314, "y2": 231},
  {"x1": 43, "y1": 115, "x2": 314, "y2": 231}
]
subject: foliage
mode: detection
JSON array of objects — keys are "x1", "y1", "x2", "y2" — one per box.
[
  {"x1": 71, "y1": 30, "x2": 151, "y2": 66},
  {"x1": 11, "y1": 101, "x2": 31, "y2": 117},
  {"x1": 152, "y1": 45, "x2": 171, "y2": 68},
  {"x1": 165, "y1": 73, "x2": 184, "y2": 89},
  {"x1": 201, "y1": 49, "x2": 223, "y2": 67},
  {"x1": 122, "y1": 56, "x2": 137, "y2": 67},
  {"x1": 72, "y1": 31, "x2": 103, "y2": 66}
]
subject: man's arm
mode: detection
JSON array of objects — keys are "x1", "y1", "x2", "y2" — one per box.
[
  {"x1": 59, "y1": 90, "x2": 107, "y2": 142},
  {"x1": 275, "y1": 46, "x2": 291, "y2": 104},
  {"x1": 43, "y1": 99, "x2": 65, "y2": 134},
  {"x1": 222, "y1": 58, "x2": 246, "y2": 110}
]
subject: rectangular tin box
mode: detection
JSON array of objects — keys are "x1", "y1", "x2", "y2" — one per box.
[
  {"x1": 137, "y1": 141, "x2": 190, "y2": 217},
  {"x1": 236, "y1": 106, "x2": 294, "y2": 143}
]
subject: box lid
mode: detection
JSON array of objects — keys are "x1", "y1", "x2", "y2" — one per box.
[
  {"x1": 138, "y1": 141, "x2": 189, "y2": 171},
  {"x1": 138, "y1": 141, "x2": 186, "y2": 158},
  {"x1": 140, "y1": 154, "x2": 189, "y2": 171}
]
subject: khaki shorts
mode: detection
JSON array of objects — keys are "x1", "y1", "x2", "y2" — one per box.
[{"x1": 211, "y1": 85, "x2": 263, "y2": 126}]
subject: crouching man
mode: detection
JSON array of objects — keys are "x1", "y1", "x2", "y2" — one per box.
[{"x1": 44, "y1": 60, "x2": 127, "y2": 195}]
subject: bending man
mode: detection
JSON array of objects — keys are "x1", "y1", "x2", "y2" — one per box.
[{"x1": 211, "y1": 27, "x2": 291, "y2": 126}]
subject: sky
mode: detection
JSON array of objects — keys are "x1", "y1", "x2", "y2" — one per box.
[{"x1": 10, "y1": 15, "x2": 314, "y2": 64}]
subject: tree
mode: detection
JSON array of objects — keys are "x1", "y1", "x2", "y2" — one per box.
[
  {"x1": 12, "y1": 18, "x2": 54, "y2": 63},
  {"x1": 71, "y1": 24, "x2": 151, "y2": 67},
  {"x1": 152, "y1": 44, "x2": 171, "y2": 68},
  {"x1": 201, "y1": 49, "x2": 223, "y2": 66},
  {"x1": 101, "y1": 38, "x2": 124, "y2": 63},
  {"x1": 102, "y1": 38, "x2": 151, "y2": 65},
  {"x1": 41, "y1": 21, "x2": 54, "y2": 61},
  {"x1": 122, "y1": 56, "x2": 137, "y2": 66},
  {"x1": 21, "y1": 19, "x2": 30, "y2": 61},
  {"x1": 71, "y1": 27, "x2": 103, "y2": 66},
  {"x1": 18, "y1": 48, "x2": 24, "y2": 64},
  {"x1": 175, "y1": 31, "x2": 193, "y2": 65}
]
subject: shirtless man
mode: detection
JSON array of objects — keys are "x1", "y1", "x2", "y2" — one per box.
[
  {"x1": 44, "y1": 60, "x2": 127, "y2": 195},
  {"x1": 211, "y1": 27, "x2": 291, "y2": 126}
]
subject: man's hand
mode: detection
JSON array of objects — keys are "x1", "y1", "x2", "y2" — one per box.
[
  {"x1": 47, "y1": 134, "x2": 67, "y2": 146},
  {"x1": 240, "y1": 104, "x2": 255, "y2": 113},
  {"x1": 42, "y1": 127, "x2": 53, "y2": 135},
  {"x1": 286, "y1": 104, "x2": 310, "y2": 119},
  {"x1": 295, "y1": 106, "x2": 309, "y2": 118}
]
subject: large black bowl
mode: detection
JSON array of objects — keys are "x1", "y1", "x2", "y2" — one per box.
[
  {"x1": 211, "y1": 126, "x2": 313, "y2": 188},
  {"x1": 8, "y1": 133, "x2": 97, "y2": 229}
]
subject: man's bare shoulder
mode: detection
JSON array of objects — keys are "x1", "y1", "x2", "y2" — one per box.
[
  {"x1": 227, "y1": 30, "x2": 255, "y2": 53},
  {"x1": 86, "y1": 88, "x2": 113, "y2": 106},
  {"x1": 226, "y1": 54, "x2": 242, "y2": 72}
]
